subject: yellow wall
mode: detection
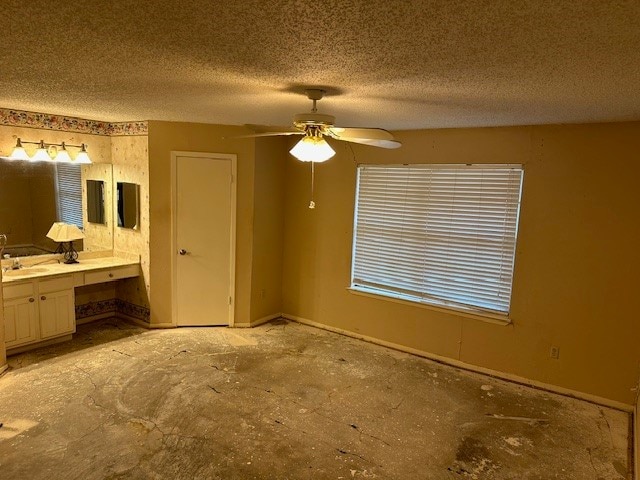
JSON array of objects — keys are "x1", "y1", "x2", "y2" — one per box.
[
  {"x1": 147, "y1": 121, "x2": 257, "y2": 326},
  {"x1": 249, "y1": 138, "x2": 286, "y2": 323},
  {"x1": 111, "y1": 135, "x2": 151, "y2": 312},
  {"x1": 282, "y1": 122, "x2": 640, "y2": 404},
  {"x1": 147, "y1": 123, "x2": 285, "y2": 326}
]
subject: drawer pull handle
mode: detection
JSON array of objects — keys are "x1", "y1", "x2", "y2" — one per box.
[
  {"x1": 108, "y1": 273, "x2": 114, "y2": 278},
  {"x1": 40, "y1": 296, "x2": 46, "y2": 301},
  {"x1": 29, "y1": 297, "x2": 35, "y2": 303}
]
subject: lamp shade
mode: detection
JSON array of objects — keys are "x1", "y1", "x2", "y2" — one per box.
[
  {"x1": 289, "y1": 136, "x2": 336, "y2": 163},
  {"x1": 46, "y1": 222, "x2": 85, "y2": 242}
]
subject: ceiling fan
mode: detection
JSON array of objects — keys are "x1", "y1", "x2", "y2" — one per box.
[{"x1": 242, "y1": 89, "x2": 402, "y2": 162}]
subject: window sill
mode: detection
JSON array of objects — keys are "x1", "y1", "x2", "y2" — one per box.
[{"x1": 347, "y1": 286, "x2": 512, "y2": 326}]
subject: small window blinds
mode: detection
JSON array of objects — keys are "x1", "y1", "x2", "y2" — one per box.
[
  {"x1": 351, "y1": 164, "x2": 524, "y2": 316},
  {"x1": 56, "y1": 163, "x2": 83, "y2": 228}
]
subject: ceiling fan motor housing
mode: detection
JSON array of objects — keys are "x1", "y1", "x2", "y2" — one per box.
[{"x1": 293, "y1": 113, "x2": 336, "y2": 130}]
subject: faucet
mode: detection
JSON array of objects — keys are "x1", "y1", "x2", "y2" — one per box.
[{"x1": 12, "y1": 257, "x2": 21, "y2": 270}]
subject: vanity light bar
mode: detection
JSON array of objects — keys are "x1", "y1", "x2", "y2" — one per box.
[{"x1": 8, "y1": 138, "x2": 92, "y2": 164}]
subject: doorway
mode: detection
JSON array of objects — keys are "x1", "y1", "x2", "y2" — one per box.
[{"x1": 171, "y1": 152, "x2": 236, "y2": 326}]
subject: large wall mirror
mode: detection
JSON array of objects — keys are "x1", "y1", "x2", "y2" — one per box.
[{"x1": 0, "y1": 159, "x2": 113, "y2": 257}]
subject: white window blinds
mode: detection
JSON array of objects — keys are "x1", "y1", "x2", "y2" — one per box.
[
  {"x1": 56, "y1": 163, "x2": 83, "y2": 228},
  {"x1": 351, "y1": 164, "x2": 524, "y2": 316}
]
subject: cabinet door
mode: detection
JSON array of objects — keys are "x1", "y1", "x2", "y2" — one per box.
[
  {"x1": 39, "y1": 289, "x2": 75, "y2": 340},
  {"x1": 4, "y1": 296, "x2": 38, "y2": 348}
]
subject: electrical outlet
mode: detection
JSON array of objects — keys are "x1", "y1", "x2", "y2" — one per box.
[{"x1": 550, "y1": 346, "x2": 560, "y2": 360}]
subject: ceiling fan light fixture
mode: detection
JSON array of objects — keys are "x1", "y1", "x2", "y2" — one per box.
[{"x1": 289, "y1": 136, "x2": 336, "y2": 163}]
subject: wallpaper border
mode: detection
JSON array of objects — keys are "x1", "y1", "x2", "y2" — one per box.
[{"x1": 0, "y1": 108, "x2": 148, "y2": 136}]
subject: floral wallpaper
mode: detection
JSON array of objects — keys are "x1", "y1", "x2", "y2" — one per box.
[{"x1": 0, "y1": 108, "x2": 147, "y2": 136}]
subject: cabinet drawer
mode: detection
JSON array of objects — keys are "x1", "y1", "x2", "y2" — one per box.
[
  {"x1": 84, "y1": 264, "x2": 140, "y2": 285},
  {"x1": 3, "y1": 281, "x2": 35, "y2": 300},
  {"x1": 39, "y1": 275, "x2": 74, "y2": 294}
]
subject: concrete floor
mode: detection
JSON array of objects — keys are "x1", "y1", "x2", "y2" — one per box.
[{"x1": 0, "y1": 318, "x2": 631, "y2": 480}]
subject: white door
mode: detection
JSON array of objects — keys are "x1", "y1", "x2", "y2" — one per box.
[{"x1": 173, "y1": 153, "x2": 236, "y2": 326}]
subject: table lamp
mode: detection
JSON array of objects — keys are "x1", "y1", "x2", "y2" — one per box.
[{"x1": 46, "y1": 222, "x2": 85, "y2": 264}]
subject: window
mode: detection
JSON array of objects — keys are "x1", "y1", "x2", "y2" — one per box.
[
  {"x1": 351, "y1": 164, "x2": 523, "y2": 318},
  {"x1": 55, "y1": 163, "x2": 83, "y2": 228}
]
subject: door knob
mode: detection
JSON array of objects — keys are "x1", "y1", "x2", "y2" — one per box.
[{"x1": 179, "y1": 249, "x2": 188, "y2": 255}]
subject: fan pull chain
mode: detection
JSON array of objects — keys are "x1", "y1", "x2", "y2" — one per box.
[{"x1": 309, "y1": 161, "x2": 316, "y2": 209}]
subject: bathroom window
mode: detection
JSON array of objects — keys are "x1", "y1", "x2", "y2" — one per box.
[
  {"x1": 351, "y1": 164, "x2": 524, "y2": 318},
  {"x1": 56, "y1": 163, "x2": 83, "y2": 228}
]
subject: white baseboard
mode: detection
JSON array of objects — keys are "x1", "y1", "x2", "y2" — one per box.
[
  {"x1": 235, "y1": 313, "x2": 282, "y2": 328},
  {"x1": 115, "y1": 313, "x2": 163, "y2": 328},
  {"x1": 282, "y1": 313, "x2": 633, "y2": 413},
  {"x1": 146, "y1": 322, "x2": 177, "y2": 329}
]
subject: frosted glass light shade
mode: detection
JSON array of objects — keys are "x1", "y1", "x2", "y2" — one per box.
[
  {"x1": 32, "y1": 141, "x2": 52, "y2": 162},
  {"x1": 46, "y1": 222, "x2": 85, "y2": 242},
  {"x1": 10, "y1": 139, "x2": 30, "y2": 160},
  {"x1": 289, "y1": 136, "x2": 335, "y2": 163},
  {"x1": 73, "y1": 144, "x2": 92, "y2": 164},
  {"x1": 31, "y1": 148, "x2": 51, "y2": 161},
  {"x1": 10, "y1": 145, "x2": 30, "y2": 160},
  {"x1": 55, "y1": 145, "x2": 72, "y2": 163}
]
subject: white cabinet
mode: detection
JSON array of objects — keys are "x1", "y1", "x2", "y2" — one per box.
[
  {"x1": 39, "y1": 289, "x2": 75, "y2": 340},
  {"x1": 3, "y1": 275, "x2": 75, "y2": 349},
  {"x1": 2, "y1": 260, "x2": 140, "y2": 352},
  {"x1": 4, "y1": 296, "x2": 38, "y2": 348}
]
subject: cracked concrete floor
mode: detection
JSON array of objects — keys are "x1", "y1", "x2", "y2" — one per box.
[{"x1": 0, "y1": 318, "x2": 631, "y2": 479}]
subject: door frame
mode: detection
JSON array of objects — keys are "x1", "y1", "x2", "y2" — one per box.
[{"x1": 170, "y1": 151, "x2": 237, "y2": 327}]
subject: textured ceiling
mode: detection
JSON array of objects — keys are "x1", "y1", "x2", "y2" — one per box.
[{"x1": 1, "y1": 1, "x2": 639, "y2": 130}]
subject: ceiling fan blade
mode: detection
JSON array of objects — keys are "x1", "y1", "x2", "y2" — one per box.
[
  {"x1": 328, "y1": 127, "x2": 401, "y2": 149},
  {"x1": 334, "y1": 136, "x2": 402, "y2": 149},
  {"x1": 231, "y1": 131, "x2": 304, "y2": 139}
]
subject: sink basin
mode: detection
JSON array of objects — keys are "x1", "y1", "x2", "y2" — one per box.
[{"x1": 3, "y1": 267, "x2": 48, "y2": 277}]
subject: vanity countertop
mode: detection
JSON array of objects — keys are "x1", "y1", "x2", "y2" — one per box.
[{"x1": 1, "y1": 255, "x2": 140, "y2": 284}]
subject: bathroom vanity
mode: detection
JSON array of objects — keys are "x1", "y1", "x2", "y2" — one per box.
[{"x1": 2, "y1": 253, "x2": 139, "y2": 353}]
